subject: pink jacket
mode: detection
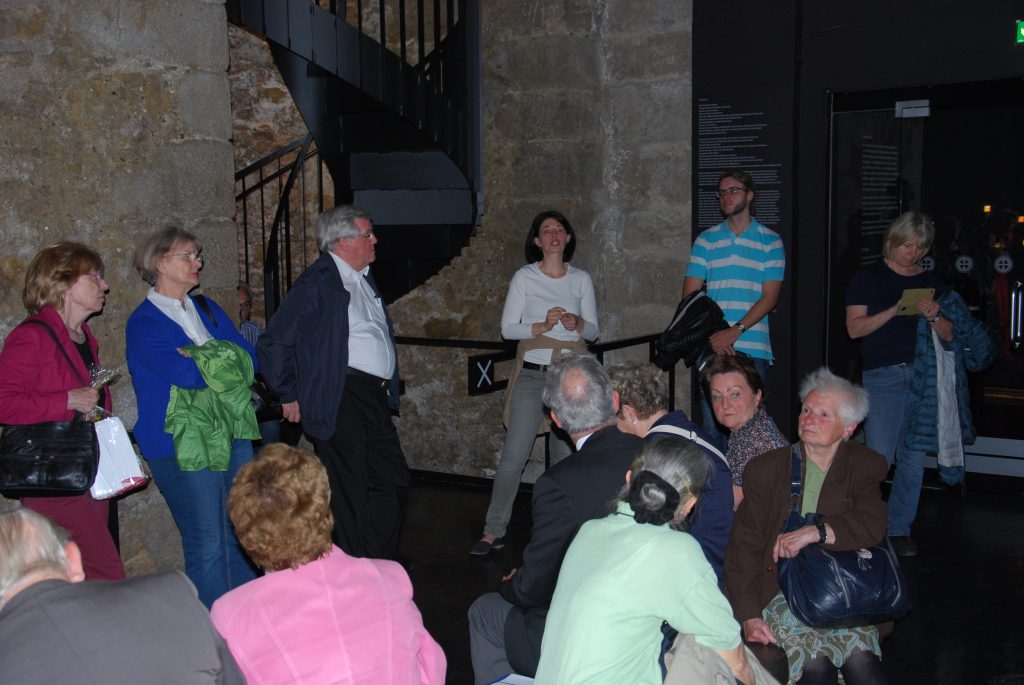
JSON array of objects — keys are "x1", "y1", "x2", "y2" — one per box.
[
  {"x1": 0, "y1": 306, "x2": 111, "y2": 423},
  {"x1": 211, "y1": 545, "x2": 446, "y2": 685}
]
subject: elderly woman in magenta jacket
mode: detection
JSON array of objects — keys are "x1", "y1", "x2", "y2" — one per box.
[
  {"x1": 212, "y1": 444, "x2": 446, "y2": 685},
  {"x1": 0, "y1": 242, "x2": 124, "y2": 580},
  {"x1": 126, "y1": 226, "x2": 258, "y2": 607}
]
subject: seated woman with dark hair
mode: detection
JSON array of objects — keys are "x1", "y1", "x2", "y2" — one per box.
[
  {"x1": 534, "y1": 437, "x2": 755, "y2": 685},
  {"x1": 211, "y1": 444, "x2": 446, "y2": 685},
  {"x1": 704, "y1": 354, "x2": 788, "y2": 508}
]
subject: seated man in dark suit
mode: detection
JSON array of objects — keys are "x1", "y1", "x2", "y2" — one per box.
[
  {"x1": 0, "y1": 508, "x2": 244, "y2": 685},
  {"x1": 468, "y1": 352, "x2": 644, "y2": 684}
]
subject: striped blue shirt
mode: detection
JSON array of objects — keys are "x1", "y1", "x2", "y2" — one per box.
[
  {"x1": 239, "y1": 320, "x2": 263, "y2": 348},
  {"x1": 685, "y1": 219, "x2": 785, "y2": 360}
]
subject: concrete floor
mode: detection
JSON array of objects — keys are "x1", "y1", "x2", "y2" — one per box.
[{"x1": 399, "y1": 471, "x2": 1024, "y2": 684}]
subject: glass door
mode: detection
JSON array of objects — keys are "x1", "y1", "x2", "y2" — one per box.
[{"x1": 826, "y1": 79, "x2": 1024, "y2": 478}]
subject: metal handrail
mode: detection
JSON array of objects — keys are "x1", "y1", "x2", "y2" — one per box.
[
  {"x1": 394, "y1": 332, "x2": 678, "y2": 411},
  {"x1": 236, "y1": 134, "x2": 322, "y2": 321},
  {"x1": 234, "y1": 138, "x2": 308, "y2": 183},
  {"x1": 230, "y1": 0, "x2": 480, "y2": 319},
  {"x1": 263, "y1": 132, "x2": 313, "y2": 318}
]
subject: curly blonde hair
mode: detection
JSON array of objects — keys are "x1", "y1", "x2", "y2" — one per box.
[
  {"x1": 228, "y1": 444, "x2": 334, "y2": 571},
  {"x1": 607, "y1": 362, "x2": 668, "y2": 420}
]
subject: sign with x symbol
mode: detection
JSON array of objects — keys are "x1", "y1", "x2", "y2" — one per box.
[{"x1": 468, "y1": 351, "x2": 514, "y2": 396}]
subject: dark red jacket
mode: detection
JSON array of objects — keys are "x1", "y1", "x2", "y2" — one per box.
[{"x1": 0, "y1": 305, "x2": 111, "y2": 424}]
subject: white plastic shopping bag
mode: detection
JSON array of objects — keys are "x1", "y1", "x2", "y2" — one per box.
[{"x1": 90, "y1": 417, "x2": 148, "y2": 499}]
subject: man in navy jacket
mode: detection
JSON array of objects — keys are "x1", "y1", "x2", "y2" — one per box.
[{"x1": 257, "y1": 206, "x2": 408, "y2": 559}]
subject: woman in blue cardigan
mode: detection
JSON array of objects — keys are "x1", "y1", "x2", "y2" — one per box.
[{"x1": 126, "y1": 226, "x2": 258, "y2": 607}]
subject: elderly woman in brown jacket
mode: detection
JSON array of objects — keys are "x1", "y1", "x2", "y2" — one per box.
[{"x1": 724, "y1": 368, "x2": 888, "y2": 685}]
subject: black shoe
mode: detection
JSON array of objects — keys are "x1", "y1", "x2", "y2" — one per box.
[
  {"x1": 469, "y1": 537, "x2": 505, "y2": 556},
  {"x1": 889, "y1": 535, "x2": 918, "y2": 557}
]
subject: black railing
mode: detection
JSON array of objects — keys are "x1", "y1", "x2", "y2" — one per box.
[
  {"x1": 227, "y1": 0, "x2": 479, "y2": 187},
  {"x1": 395, "y1": 333, "x2": 678, "y2": 412},
  {"x1": 235, "y1": 134, "x2": 323, "y2": 321},
  {"x1": 229, "y1": 0, "x2": 482, "y2": 318}
]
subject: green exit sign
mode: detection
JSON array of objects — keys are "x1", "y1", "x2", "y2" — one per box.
[{"x1": 1018, "y1": 19, "x2": 1024, "y2": 44}]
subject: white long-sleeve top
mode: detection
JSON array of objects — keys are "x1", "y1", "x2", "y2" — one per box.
[{"x1": 501, "y1": 263, "x2": 599, "y2": 365}]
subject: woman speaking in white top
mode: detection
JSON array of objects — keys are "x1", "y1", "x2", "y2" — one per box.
[{"x1": 470, "y1": 211, "x2": 599, "y2": 556}]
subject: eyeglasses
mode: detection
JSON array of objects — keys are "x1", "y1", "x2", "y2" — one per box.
[
  {"x1": 349, "y1": 231, "x2": 375, "y2": 241},
  {"x1": 715, "y1": 187, "x2": 748, "y2": 199},
  {"x1": 88, "y1": 271, "x2": 107, "y2": 285},
  {"x1": 166, "y1": 251, "x2": 204, "y2": 263}
]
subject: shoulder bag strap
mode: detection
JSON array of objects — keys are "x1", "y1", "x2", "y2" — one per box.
[
  {"x1": 193, "y1": 294, "x2": 216, "y2": 327},
  {"x1": 645, "y1": 423, "x2": 729, "y2": 466},
  {"x1": 788, "y1": 443, "x2": 803, "y2": 517},
  {"x1": 21, "y1": 320, "x2": 91, "y2": 422},
  {"x1": 22, "y1": 320, "x2": 90, "y2": 386}
]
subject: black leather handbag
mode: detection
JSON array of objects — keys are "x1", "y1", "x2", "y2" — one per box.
[
  {"x1": 250, "y1": 376, "x2": 282, "y2": 422},
  {"x1": 0, "y1": 420, "x2": 99, "y2": 497},
  {"x1": 0, "y1": 320, "x2": 100, "y2": 498},
  {"x1": 777, "y1": 445, "x2": 911, "y2": 628}
]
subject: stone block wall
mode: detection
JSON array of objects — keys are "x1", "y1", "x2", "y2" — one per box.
[
  {"x1": 389, "y1": 0, "x2": 695, "y2": 481},
  {"x1": 225, "y1": 0, "x2": 695, "y2": 482},
  {"x1": 0, "y1": 0, "x2": 695, "y2": 576},
  {"x1": 0, "y1": 0, "x2": 239, "y2": 574}
]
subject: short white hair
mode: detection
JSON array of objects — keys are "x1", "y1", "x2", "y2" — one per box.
[
  {"x1": 315, "y1": 205, "x2": 373, "y2": 252},
  {"x1": 798, "y1": 367, "x2": 870, "y2": 425},
  {"x1": 0, "y1": 509, "x2": 71, "y2": 608}
]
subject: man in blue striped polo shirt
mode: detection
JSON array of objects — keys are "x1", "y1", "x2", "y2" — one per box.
[{"x1": 682, "y1": 169, "x2": 785, "y2": 442}]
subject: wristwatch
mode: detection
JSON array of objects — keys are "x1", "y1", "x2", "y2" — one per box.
[
  {"x1": 735, "y1": 322, "x2": 746, "y2": 333},
  {"x1": 816, "y1": 522, "x2": 828, "y2": 544}
]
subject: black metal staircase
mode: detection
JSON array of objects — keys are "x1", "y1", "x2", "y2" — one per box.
[{"x1": 227, "y1": 0, "x2": 481, "y2": 312}]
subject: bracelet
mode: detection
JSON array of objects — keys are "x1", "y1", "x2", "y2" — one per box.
[
  {"x1": 927, "y1": 315, "x2": 940, "y2": 323},
  {"x1": 816, "y1": 522, "x2": 828, "y2": 544}
]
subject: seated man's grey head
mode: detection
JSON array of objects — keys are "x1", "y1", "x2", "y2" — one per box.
[
  {"x1": 541, "y1": 352, "x2": 616, "y2": 437},
  {"x1": 0, "y1": 509, "x2": 75, "y2": 609}
]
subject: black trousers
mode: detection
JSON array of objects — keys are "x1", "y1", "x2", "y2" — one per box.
[{"x1": 313, "y1": 373, "x2": 410, "y2": 559}]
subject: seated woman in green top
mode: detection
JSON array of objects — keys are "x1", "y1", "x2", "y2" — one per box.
[{"x1": 535, "y1": 437, "x2": 755, "y2": 685}]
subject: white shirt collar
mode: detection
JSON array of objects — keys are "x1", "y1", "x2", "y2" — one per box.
[
  {"x1": 146, "y1": 287, "x2": 212, "y2": 345},
  {"x1": 147, "y1": 287, "x2": 189, "y2": 308},
  {"x1": 328, "y1": 250, "x2": 369, "y2": 280}
]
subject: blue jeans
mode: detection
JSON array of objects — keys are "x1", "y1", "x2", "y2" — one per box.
[
  {"x1": 146, "y1": 439, "x2": 258, "y2": 607},
  {"x1": 862, "y1": 364, "x2": 925, "y2": 537},
  {"x1": 697, "y1": 355, "x2": 770, "y2": 452},
  {"x1": 483, "y1": 368, "x2": 573, "y2": 538},
  {"x1": 256, "y1": 418, "x2": 280, "y2": 445}
]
